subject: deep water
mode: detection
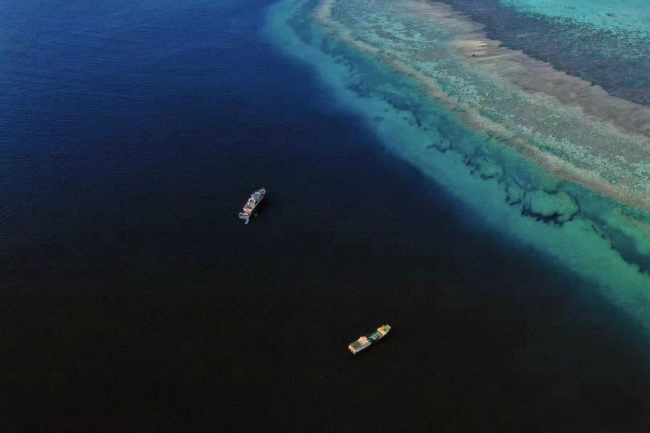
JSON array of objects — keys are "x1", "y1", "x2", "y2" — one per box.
[{"x1": 1, "y1": 0, "x2": 650, "y2": 431}]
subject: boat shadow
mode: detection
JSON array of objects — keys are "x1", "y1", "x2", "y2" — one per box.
[{"x1": 251, "y1": 197, "x2": 269, "y2": 220}]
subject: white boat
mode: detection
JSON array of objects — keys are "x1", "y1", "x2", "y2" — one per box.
[{"x1": 239, "y1": 188, "x2": 266, "y2": 224}]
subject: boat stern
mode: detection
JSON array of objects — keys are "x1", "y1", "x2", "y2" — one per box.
[{"x1": 348, "y1": 336, "x2": 371, "y2": 355}]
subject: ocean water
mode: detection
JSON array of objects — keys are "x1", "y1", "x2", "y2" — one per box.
[
  {"x1": 438, "y1": 0, "x2": 650, "y2": 106},
  {"x1": 276, "y1": 0, "x2": 650, "y2": 337},
  {"x1": 500, "y1": 0, "x2": 650, "y2": 33},
  {"x1": 1, "y1": 0, "x2": 650, "y2": 431}
]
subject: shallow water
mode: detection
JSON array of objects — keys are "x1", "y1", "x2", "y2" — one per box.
[
  {"x1": 440, "y1": 0, "x2": 650, "y2": 106},
  {"x1": 273, "y1": 0, "x2": 650, "y2": 340},
  {"x1": 500, "y1": 0, "x2": 650, "y2": 34}
]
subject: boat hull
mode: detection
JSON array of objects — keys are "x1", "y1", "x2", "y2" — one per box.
[
  {"x1": 348, "y1": 324, "x2": 391, "y2": 355},
  {"x1": 238, "y1": 189, "x2": 265, "y2": 224}
]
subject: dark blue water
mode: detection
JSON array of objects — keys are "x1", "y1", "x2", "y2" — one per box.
[{"x1": 1, "y1": 0, "x2": 650, "y2": 431}]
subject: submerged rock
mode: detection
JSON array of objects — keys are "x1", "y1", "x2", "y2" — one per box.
[
  {"x1": 521, "y1": 190, "x2": 580, "y2": 225},
  {"x1": 469, "y1": 156, "x2": 504, "y2": 180}
]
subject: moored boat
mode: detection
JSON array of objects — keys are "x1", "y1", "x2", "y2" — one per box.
[
  {"x1": 239, "y1": 188, "x2": 266, "y2": 224},
  {"x1": 348, "y1": 324, "x2": 391, "y2": 355}
]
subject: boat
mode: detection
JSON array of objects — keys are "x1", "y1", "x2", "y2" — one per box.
[
  {"x1": 239, "y1": 188, "x2": 266, "y2": 224},
  {"x1": 348, "y1": 324, "x2": 391, "y2": 355}
]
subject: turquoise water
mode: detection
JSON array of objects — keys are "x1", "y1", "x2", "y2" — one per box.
[
  {"x1": 500, "y1": 0, "x2": 650, "y2": 34},
  {"x1": 437, "y1": 0, "x2": 650, "y2": 108},
  {"x1": 269, "y1": 0, "x2": 650, "y2": 340}
]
